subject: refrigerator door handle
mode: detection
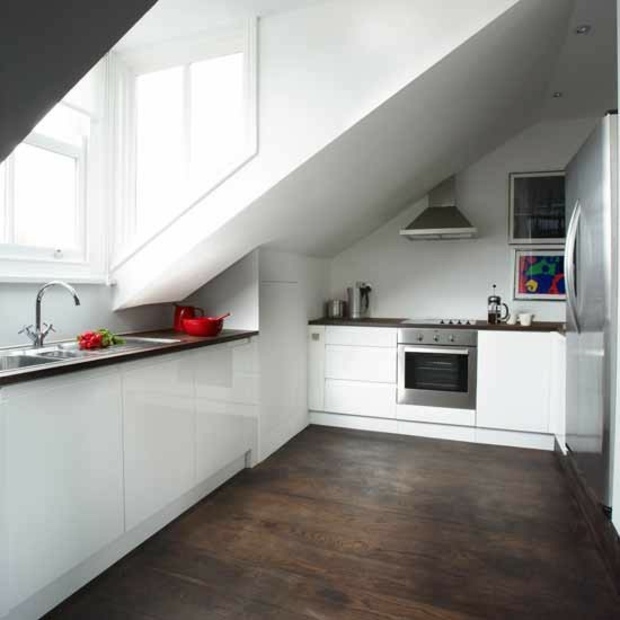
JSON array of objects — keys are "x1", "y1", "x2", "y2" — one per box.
[{"x1": 565, "y1": 201, "x2": 582, "y2": 333}]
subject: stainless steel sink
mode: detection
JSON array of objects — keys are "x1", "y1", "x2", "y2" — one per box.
[
  {"x1": 40, "y1": 336, "x2": 180, "y2": 355},
  {"x1": 53, "y1": 337, "x2": 181, "y2": 355},
  {"x1": 0, "y1": 336, "x2": 182, "y2": 373},
  {"x1": 0, "y1": 354, "x2": 59, "y2": 371},
  {"x1": 33, "y1": 349, "x2": 89, "y2": 360}
]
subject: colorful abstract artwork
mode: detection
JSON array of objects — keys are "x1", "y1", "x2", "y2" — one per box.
[{"x1": 513, "y1": 249, "x2": 565, "y2": 301}]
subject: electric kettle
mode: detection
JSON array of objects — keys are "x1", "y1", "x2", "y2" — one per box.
[{"x1": 347, "y1": 282, "x2": 372, "y2": 319}]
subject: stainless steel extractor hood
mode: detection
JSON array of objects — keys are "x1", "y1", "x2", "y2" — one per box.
[{"x1": 399, "y1": 176, "x2": 478, "y2": 240}]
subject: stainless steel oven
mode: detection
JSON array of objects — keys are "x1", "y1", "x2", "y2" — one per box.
[{"x1": 397, "y1": 328, "x2": 477, "y2": 410}]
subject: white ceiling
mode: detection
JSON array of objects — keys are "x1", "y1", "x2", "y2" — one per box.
[
  {"x1": 114, "y1": 0, "x2": 581, "y2": 307},
  {"x1": 117, "y1": 0, "x2": 617, "y2": 117},
  {"x1": 115, "y1": 0, "x2": 323, "y2": 50},
  {"x1": 111, "y1": 0, "x2": 618, "y2": 307}
]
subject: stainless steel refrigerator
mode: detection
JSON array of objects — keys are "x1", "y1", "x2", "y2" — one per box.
[{"x1": 565, "y1": 112, "x2": 618, "y2": 514}]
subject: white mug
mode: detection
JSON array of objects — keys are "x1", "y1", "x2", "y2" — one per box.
[
  {"x1": 506, "y1": 314, "x2": 517, "y2": 325},
  {"x1": 518, "y1": 313, "x2": 534, "y2": 327}
]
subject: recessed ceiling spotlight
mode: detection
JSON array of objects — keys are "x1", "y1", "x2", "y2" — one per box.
[
  {"x1": 553, "y1": 91, "x2": 564, "y2": 98},
  {"x1": 575, "y1": 24, "x2": 592, "y2": 34}
]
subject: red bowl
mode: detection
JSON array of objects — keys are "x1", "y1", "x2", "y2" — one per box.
[{"x1": 182, "y1": 317, "x2": 224, "y2": 337}]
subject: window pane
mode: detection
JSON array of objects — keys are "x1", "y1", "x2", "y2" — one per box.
[
  {"x1": 13, "y1": 144, "x2": 78, "y2": 249},
  {"x1": 190, "y1": 53, "x2": 244, "y2": 197},
  {"x1": 135, "y1": 66, "x2": 185, "y2": 236}
]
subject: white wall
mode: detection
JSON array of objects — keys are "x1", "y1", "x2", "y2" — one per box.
[
  {"x1": 183, "y1": 251, "x2": 259, "y2": 330},
  {"x1": 258, "y1": 247, "x2": 328, "y2": 460},
  {"x1": 183, "y1": 246, "x2": 328, "y2": 462},
  {"x1": 0, "y1": 284, "x2": 169, "y2": 348},
  {"x1": 329, "y1": 118, "x2": 598, "y2": 323},
  {"x1": 113, "y1": 0, "x2": 528, "y2": 307}
]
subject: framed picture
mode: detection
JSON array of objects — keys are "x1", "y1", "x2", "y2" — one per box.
[
  {"x1": 509, "y1": 171, "x2": 565, "y2": 244},
  {"x1": 513, "y1": 248, "x2": 566, "y2": 301}
]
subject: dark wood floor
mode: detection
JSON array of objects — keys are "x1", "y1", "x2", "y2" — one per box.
[{"x1": 45, "y1": 426, "x2": 620, "y2": 619}]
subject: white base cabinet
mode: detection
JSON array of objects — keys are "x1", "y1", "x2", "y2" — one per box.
[
  {"x1": 194, "y1": 341, "x2": 259, "y2": 479},
  {"x1": 122, "y1": 355, "x2": 196, "y2": 531},
  {"x1": 308, "y1": 326, "x2": 397, "y2": 419},
  {"x1": 1, "y1": 337, "x2": 258, "y2": 620},
  {"x1": 548, "y1": 333, "x2": 567, "y2": 449},
  {"x1": 2, "y1": 370, "x2": 125, "y2": 614},
  {"x1": 476, "y1": 332, "x2": 553, "y2": 434},
  {"x1": 309, "y1": 326, "x2": 566, "y2": 452},
  {"x1": 308, "y1": 326, "x2": 326, "y2": 411},
  {"x1": 325, "y1": 379, "x2": 396, "y2": 418},
  {"x1": 325, "y1": 345, "x2": 396, "y2": 383}
]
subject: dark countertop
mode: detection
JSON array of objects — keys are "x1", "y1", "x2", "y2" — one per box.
[
  {"x1": 309, "y1": 318, "x2": 565, "y2": 333},
  {"x1": 0, "y1": 328, "x2": 259, "y2": 387}
]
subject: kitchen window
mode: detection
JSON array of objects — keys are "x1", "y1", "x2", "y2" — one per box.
[
  {"x1": 112, "y1": 20, "x2": 257, "y2": 261},
  {"x1": 0, "y1": 62, "x2": 108, "y2": 282}
]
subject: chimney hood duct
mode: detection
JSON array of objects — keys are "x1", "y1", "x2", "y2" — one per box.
[{"x1": 399, "y1": 176, "x2": 477, "y2": 240}]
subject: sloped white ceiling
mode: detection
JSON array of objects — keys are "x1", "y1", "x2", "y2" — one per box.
[
  {"x1": 113, "y1": 0, "x2": 575, "y2": 308},
  {"x1": 540, "y1": 0, "x2": 617, "y2": 119}
]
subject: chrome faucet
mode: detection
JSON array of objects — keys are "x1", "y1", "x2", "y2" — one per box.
[{"x1": 20, "y1": 281, "x2": 81, "y2": 347}]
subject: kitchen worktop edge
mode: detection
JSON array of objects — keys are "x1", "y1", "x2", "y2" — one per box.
[
  {"x1": 0, "y1": 329, "x2": 259, "y2": 387},
  {"x1": 309, "y1": 318, "x2": 565, "y2": 333}
]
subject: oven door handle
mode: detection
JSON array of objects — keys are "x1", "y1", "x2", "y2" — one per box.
[{"x1": 400, "y1": 346, "x2": 470, "y2": 356}]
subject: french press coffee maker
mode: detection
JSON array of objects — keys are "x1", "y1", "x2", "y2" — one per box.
[{"x1": 487, "y1": 284, "x2": 509, "y2": 324}]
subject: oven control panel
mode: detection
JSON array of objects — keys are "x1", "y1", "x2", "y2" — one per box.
[{"x1": 397, "y1": 328, "x2": 478, "y2": 347}]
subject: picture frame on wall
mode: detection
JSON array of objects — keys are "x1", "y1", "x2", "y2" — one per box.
[
  {"x1": 513, "y1": 247, "x2": 566, "y2": 301},
  {"x1": 509, "y1": 171, "x2": 566, "y2": 245}
]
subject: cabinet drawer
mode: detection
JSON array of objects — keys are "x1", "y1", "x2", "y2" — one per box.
[
  {"x1": 396, "y1": 404, "x2": 475, "y2": 427},
  {"x1": 325, "y1": 379, "x2": 396, "y2": 418},
  {"x1": 325, "y1": 326, "x2": 396, "y2": 347},
  {"x1": 325, "y1": 345, "x2": 396, "y2": 383}
]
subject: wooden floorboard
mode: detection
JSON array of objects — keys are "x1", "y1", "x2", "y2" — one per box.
[{"x1": 44, "y1": 425, "x2": 620, "y2": 620}]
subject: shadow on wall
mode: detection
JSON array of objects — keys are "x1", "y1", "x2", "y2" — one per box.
[{"x1": 328, "y1": 117, "x2": 597, "y2": 323}]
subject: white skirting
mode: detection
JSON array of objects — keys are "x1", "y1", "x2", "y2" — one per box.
[{"x1": 310, "y1": 411, "x2": 555, "y2": 451}]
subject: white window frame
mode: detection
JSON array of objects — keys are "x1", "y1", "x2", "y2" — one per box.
[
  {"x1": 0, "y1": 61, "x2": 110, "y2": 284},
  {"x1": 111, "y1": 19, "x2": 258, "y2": 270},
  {"x1": 0, "y1": 133, "x2": 86, "y2": 263}
]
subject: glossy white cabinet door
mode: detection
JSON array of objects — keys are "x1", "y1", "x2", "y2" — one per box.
[
  {"x1": 195, "y1": 400, "x2": 257, "y2": 480},
  {"x1": 325, "y1": 345, "x2": 396, "y2": 383},
  {"x1": 325, "y1": 326, "x2": 397, "y2": 347},
  {"x1": 308, "y1": 326, "x2": 325, "y2": 410},
  {"x1": 193, "y1": 339, "x2": 259, "y2": 406},
  {"x1": 194, "y1": 342, "x2": 258, "y2": 481},
  {"x1": 3, "y1": 371, "x2": 124, "y2": 612},
  {"x1": 325, "y1": 379, "x2": 396, "y2": 418},
  {"x1": 122, "y1": 354, "x2": 196, "y2": 531},
  {"x1": 477, "y1": 332, "x2": 552, "y2": 433}
]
